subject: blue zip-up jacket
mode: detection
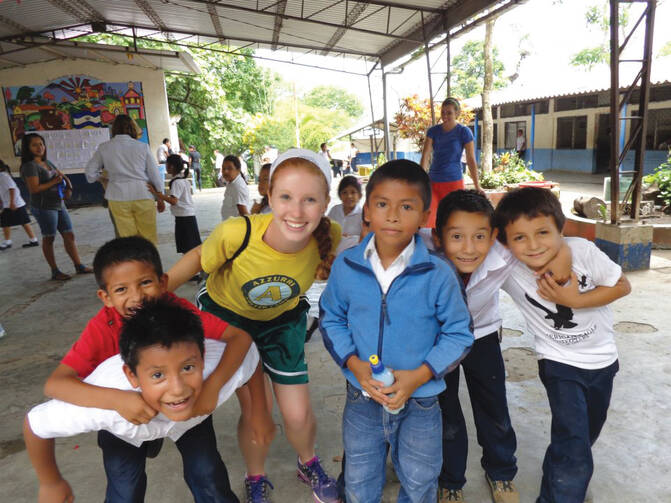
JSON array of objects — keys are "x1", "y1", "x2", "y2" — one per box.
[{"x1": 319, "y1": 233, "x2": 474, "y2": 398}]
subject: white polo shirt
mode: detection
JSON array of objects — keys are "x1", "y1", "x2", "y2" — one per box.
[
  {"x1": 27, "y1": 340, "x2": 259, "y2": 446},
  {"x1": 0, "y1": 172, "x2": 26, "y2": 209},
  {"x1": 364, "y1": 235, "x2": 415, "y2": 294},
  {"x1": 220, "y1": 174, "x2": 250, "y2": 220},
  {"x1": 328, "y1": 202, "x2": 363, "y2": 255},
  {"x1": 169, "y1": 178, "x2": 195, "y2": 217}
]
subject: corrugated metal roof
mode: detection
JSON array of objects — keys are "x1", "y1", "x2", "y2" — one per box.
[
  {"x1": 0, "y1": 38, "x2": 200, "y2": 73},
  {"x1": 462, "y1": 62, "x2": 671, "y2": 109},
  {"x1": 0, "y1": 0, "x2": 511, "y2": 70}
]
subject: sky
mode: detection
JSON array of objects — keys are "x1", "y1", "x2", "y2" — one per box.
[{"x1": 254, "y1": 0, "x2": 671, "y2": 127}]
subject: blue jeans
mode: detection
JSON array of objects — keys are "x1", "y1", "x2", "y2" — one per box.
[
  {"x1": 438, "y1": 332, "x2": 517, "y2": 489},
  {"x1": 343, "y1": 382, "x2": 441, "y2": 503},
  {"x1": 31, "y1": 204, "x2": 73, "y2": 237},
  {"x1": 98, "y1": 416, "x2": 239, "y2": 503},
  {"x1": 537, "y1": 359, "x2": 618, "y2": 503}
]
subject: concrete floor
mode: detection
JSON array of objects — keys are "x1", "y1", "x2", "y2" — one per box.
[{"x1": 1, "y1": 176, "x2": 670, "y2": 502}]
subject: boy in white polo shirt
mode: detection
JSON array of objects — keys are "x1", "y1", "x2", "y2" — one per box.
[
  {"x1": 24, "y1": 297, "x2": 259, "y2": 503},
  {"x1": 432, "y1": 190, "x2": 572, "y2": 503},
  {"x1": 495, "y1": 187, "x2": 630, "y2": 503}
]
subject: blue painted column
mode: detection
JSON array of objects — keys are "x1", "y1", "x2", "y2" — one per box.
[{"x1": 530, "y1": 103, "x2": 536, "y2": 167}]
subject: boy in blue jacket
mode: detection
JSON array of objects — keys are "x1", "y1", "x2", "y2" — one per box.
[{"x1": 320, "y1": 160, "x2": 474, "y2": 502}]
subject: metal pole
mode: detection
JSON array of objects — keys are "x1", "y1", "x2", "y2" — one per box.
[
  {"x1": 446, "y1": 31, "x2": 451, "y2": 98},
  {"x1": 630, "y1": 0, "x2": 655, "y2": 220},
  {"x1": 609, "y1": 0, "x2": 620, "y2": 224},
  {"x1": 382, "y1": 64, "x2": 391, "y2": 161},
  {"x1": 474, "y1": 117, "x2": 479, "y2": 162},
  {"x1": 367, "y1": 72, "x2": 378, "y2": 167},
  {"x1": 421, "y1": 12, "x2": 436, "y2": 125}
]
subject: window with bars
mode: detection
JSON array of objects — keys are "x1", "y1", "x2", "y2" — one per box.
[
  {"x1": 646, "y1": 108, "x2": 671, "y2": 150},
  {"x1": 555, "y1": 95, "x2": 598, "y2": 112},
  {"x1": 556, "y1": 116, "x2": 587, "y2": 149},
  {"x1": 500, "y1": 100, "x2": 549, "y2": 118}
]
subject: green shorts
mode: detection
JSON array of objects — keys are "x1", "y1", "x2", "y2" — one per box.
[{"x1": 197, "y1": 289, "x2": 310, "y2": 385}]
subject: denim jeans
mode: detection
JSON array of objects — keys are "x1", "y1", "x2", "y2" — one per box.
[
  {"x1": 438, "y1": 332, "x2": 517, "y2": 489},
  {"x1": 343, "y1": 382, "x2": 441, "y2": 503},
  {"x1": 536, "y1": 359, "x2": 619, "y2": 503},
  {"x1": 98, "y1": 416, "x2": 239, "y2": 503},
  {"x1": 30, "y1": 203, "x2": 73, "y2": 237}
]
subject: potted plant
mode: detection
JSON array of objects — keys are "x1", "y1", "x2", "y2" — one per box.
[{"x1": 479, "y1": 151, "x2": 547, "y2": 206}]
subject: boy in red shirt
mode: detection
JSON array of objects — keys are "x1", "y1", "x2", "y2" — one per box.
[{"x1": 43, "y1": 236, "x2": 273, "y2": 502}]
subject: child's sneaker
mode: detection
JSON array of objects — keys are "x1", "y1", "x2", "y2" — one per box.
[
  {"x1": 297, "y1": 456, "x2": 340, "y2": 503},
  {"x1": 244, "y1": 475, "x2": 274, "y2": 503},
  {"x1": 438, "y1": 487, "x2": 465, "y2": 502},
  {"x1": 485, "y1": 474, "x2": 519, "y2": 503}
]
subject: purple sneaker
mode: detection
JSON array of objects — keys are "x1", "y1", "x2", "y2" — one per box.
[
  {"x1": 297, "y1": 456, "x2": 340, "y2": 503},
  {"x1": 244, "y1": 475, "x2": 274, "y2": 503}
]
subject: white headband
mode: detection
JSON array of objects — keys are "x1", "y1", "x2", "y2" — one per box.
[{"x1": 269, "y1": 148, "x2": 332, "y2": 189}]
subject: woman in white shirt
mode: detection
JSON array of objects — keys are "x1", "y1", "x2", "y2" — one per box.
[
  {"x1": 86, "y1": 115, "x2": 163, "y2": 244},
  {"x1": 220, "y1": 155, "x2": 250, "y2": 220}
]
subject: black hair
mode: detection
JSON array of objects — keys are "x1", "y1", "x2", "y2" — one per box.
[
  {"x1": 166, "y1": 154, "x2": 189, "y2": 189},
  {"x1": 337, "y1": 175, "x2": 362, "y2": 197},
  {"x1": 162, "y1": 138, "x2": 170, "y2": 144},
  {"x1": 441, "y1": 97, "x2": 461, "y2": 112},
  {"x1": 320, "y1": 143, "x2": 327, "y2": 149},
  {"x1": 93, "y1": 236, "x2": 163, "y2": 289},
  {"x1": 435, "y1": 190, "x2": 495, "y2": 240},
  {"x1": 365, "y1": 159, "x2": 431, "y2": 210},
  {"x1": 494, "y1": 187, "x2": 565, "y2": 245},
  {"x1": 223, "y1": 155, "x2": 241, "y2": 171},
  {"x1": 0, "y1": 159, "x2": 9, "y2": 172},
  {"x1": 120, "y1": 297, "x2": 204, "y2": 374},
  {"x1": 21, "y1": 133, "x2": 47, "y2": 164}
]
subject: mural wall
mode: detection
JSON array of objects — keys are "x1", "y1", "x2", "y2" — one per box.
[{"x1": 3, "y1": 75, "x2": 148, "y2": 156}]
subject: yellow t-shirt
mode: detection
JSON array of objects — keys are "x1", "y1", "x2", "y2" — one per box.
[{"x1": 201, "y1": 213, "x2": 341, "y2": 321}]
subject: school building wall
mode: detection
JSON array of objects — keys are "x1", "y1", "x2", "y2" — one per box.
[{"x1": 0, "y1": 59, "x2": 172, "y2": 205}]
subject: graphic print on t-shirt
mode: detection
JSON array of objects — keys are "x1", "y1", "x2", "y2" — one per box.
[
  {"x1": 241, "y1": 275, "x2": 300, "y2": 309},
  {"x1": 524, "y1": 294, "x2": 578, "y2": 329}
]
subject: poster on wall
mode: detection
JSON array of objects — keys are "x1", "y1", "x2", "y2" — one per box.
[
  {"x1": 3, "y1": 75, "x2": 149, "y2": 159},
  {"x1": 39, "y1": 129, "x2": 110, "y2": 173}
]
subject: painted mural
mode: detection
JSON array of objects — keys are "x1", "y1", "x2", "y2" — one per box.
[{"x1": 3, "y1": 75, "x2": 148, "y2": 156}]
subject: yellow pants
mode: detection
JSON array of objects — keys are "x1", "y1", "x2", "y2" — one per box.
[{"x1": 108, "y1": 199, "x2": 157, "y2": 245}]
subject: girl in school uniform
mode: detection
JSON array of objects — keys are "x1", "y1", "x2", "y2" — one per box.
[
  {"x1": 220, "y1": 155, "x2": 250, "y2": 220},
  {"x1": 327, "y1": 175, "x2": 363, "y2": 255},
  {"x1": 0, "y1": 159, "x2": 39, "y2": 250},
  {"x1": 148, "y1": 154, "x2": 201, "y2": 256},
  {"x1": 166, "y1": 149, "x2": 342, "y2": 503}
]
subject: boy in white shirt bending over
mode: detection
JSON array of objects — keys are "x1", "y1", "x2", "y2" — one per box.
[{"x1": 495, "y1": 187, "x2": 630, "y2": 503}]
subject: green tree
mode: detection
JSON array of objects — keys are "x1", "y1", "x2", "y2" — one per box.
[
  {"x1": 303, "y1": 85, "x2": 363, "y2": 118},
  {"x1": 452, "y1": 40, "x2": 506, "y2": 99},
  {"x1": 659, "y1": 40, "x2": 671, "y2": 58},
  {"x1": 16, "y1": 86, "x2": 35, "y2": 103},
  {"x1": 570, "y1": 2, "x2": 631, "y2": 70}
]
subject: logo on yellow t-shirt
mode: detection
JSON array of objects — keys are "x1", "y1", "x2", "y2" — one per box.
[{"x1": 242, "y1": 275, "x2": 300, "y2": 309}]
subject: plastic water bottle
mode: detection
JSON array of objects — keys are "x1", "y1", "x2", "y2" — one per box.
[{"x1": 369, "y1": 354, "x2": 404, "y2": 415}]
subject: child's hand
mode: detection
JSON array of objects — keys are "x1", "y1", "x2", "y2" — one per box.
[
  {"x1": 381, "y1": 368, "x2": 428, "y2": 411},
  {"x1": 156, "y1": 199, "x2": 166, "y2": 213},
  {"x1": 115, "y1": 390, "x2": 157, "y2": 424},
  {"x1": 346, "y1": 356, "x2": 389, "y2": 406},
  {"x1": 190, "y1": 377, "x2": 220, "y2": 417},
  {"x1": 38, "y1": 477, "x2": 73, "y2": 503},
  {"x1": 146, "y1": 183, "x2": 158, "y2": 195},
  {"x1": 537, "y1": 271, "x2": 581, "y2": 307},
  {"x1": 250, "y1": 409, "x2": 276, "y2": 447}
]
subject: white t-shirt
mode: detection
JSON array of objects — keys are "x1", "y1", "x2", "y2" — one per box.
[
  {"x1": 220, "y1": 174, "x2": 250, "y2": 220},
  {"x1": 516, "y1": 135, "x2": 525, "y2": 151},
  {"x1": 169, "y1": 178, "x2": 195, "y2": 217},
  {"x1": 156, "y1": 144, "x2": 169, "y2": 164},
  {"x1": 502, "y1": 237, "x2": 621, "y2": 369},
  {"x1": 214, "y1": 153, "x2": 224, "y2": 174},
  {"x1": 27, "y1": 340, "x2": 259, "y2": 446},
  {"x1": 328, "y1": 202, "x2": 363, "y2": 255},
  {"x1": 0, "y1": 172, "x2": 26, "y2": 209}
]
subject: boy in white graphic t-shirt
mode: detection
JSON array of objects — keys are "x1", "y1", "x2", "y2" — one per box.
[{"x1": 495, "y1": 187, "x2": 630, "y2": 503}]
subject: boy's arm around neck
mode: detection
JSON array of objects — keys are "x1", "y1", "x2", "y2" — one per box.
[
  {"x1": 44, "y1": 364, "x2": 157, "y2": 425},
  {"x1": 23, "y1": 416, "x2": 74, "y2": 503}
]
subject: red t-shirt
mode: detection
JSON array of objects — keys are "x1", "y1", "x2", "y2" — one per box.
[{"x1": 61, "y1": 292, "x2": 229, "y2": 378}]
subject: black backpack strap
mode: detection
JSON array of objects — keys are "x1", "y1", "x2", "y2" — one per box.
[{"x1": 224, "y1": 215, "x2": 251, "y2": 265}]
